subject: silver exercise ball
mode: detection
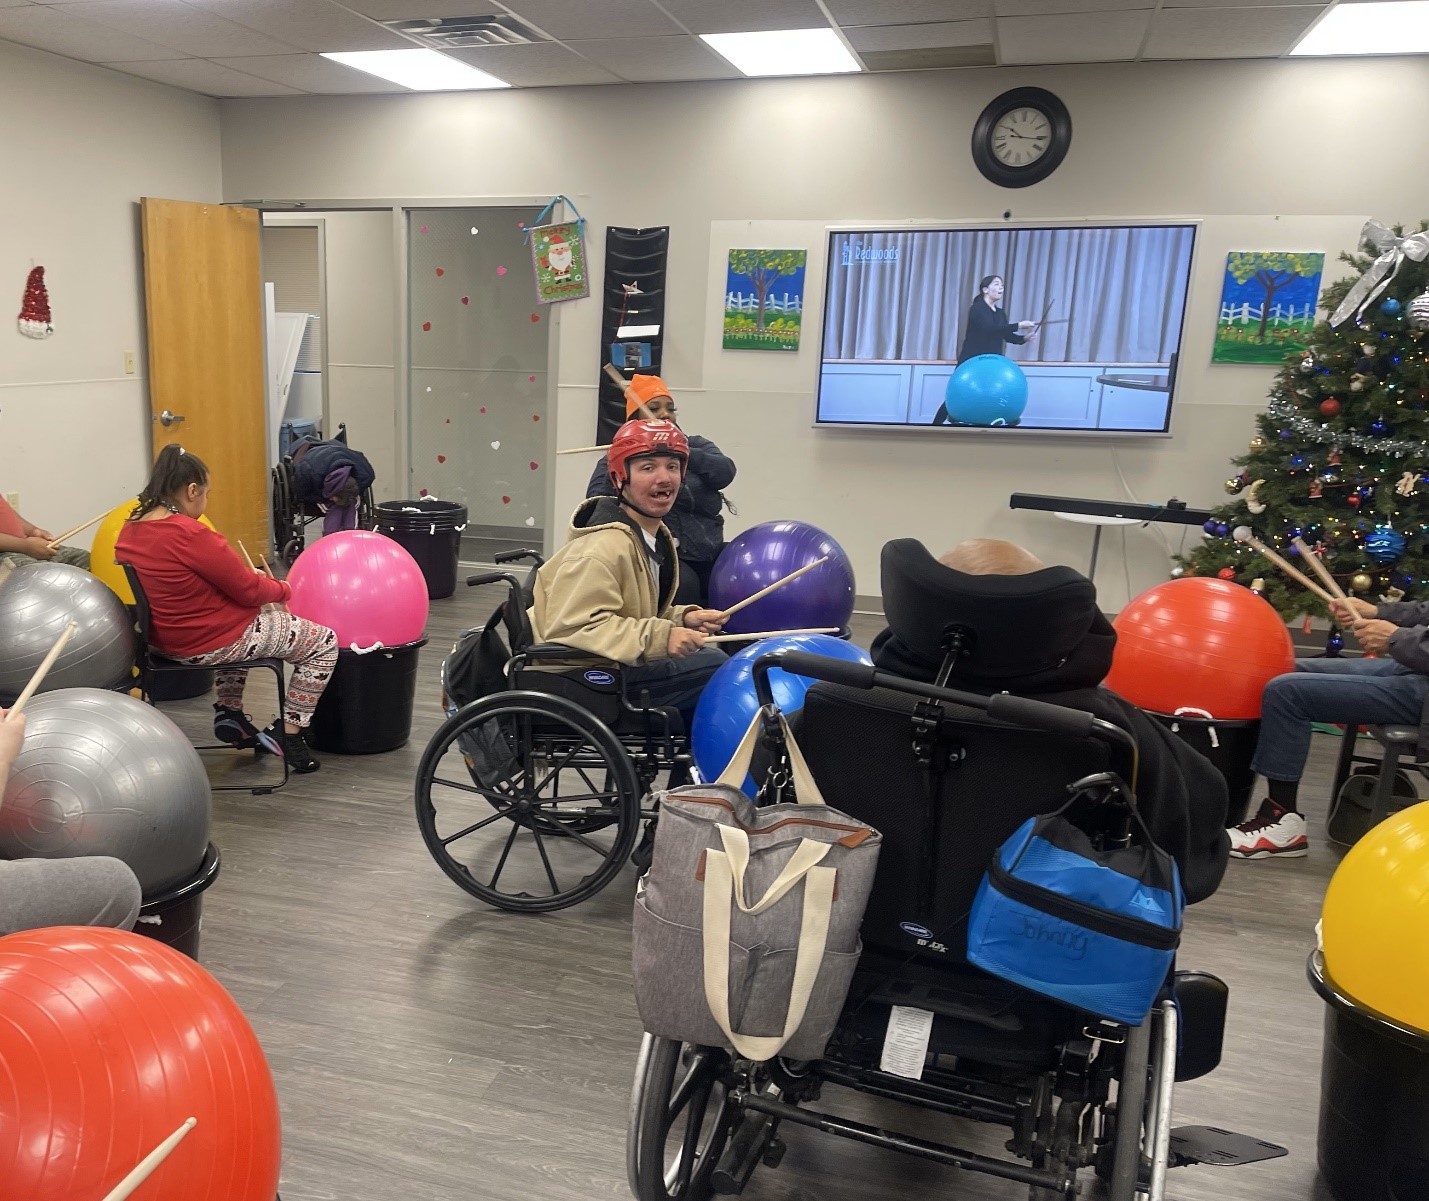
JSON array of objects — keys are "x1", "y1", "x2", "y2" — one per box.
[
  {"x1": 0, "y1": 562, "x2": 136, "y2": 702},
  {"x1": 0, "y1": 688, "x2": 211, "y2": 894}
]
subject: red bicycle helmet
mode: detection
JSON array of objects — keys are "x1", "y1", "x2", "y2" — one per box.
[{"x1": 608, "y1": 419, "x2": 689, "y2": 491}]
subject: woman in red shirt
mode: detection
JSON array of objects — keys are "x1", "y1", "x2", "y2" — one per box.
[{"x1": 116, "y1": 444, "x2": 335, "y2": 774}]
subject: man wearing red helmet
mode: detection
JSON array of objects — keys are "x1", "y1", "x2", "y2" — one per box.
[{"x1": 531, "y1": 418, "x2": 729, "y2": 719}]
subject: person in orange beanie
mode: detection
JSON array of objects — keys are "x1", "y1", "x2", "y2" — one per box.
[{"x1": 587, "y1": 374, "x2": 736, "y2": 606}]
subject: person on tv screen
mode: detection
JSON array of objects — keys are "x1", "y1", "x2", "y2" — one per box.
[{"x1": 960, "y1": 274, "x2": 1039, "y2": 361}]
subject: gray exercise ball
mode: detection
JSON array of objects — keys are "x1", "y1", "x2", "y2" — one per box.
[
  {"x1": 0, "y1": 688, "x2": 210, "y2": 894},
  {"x1": 0, "y1": 562, "x2": 136, "y2": 702}
]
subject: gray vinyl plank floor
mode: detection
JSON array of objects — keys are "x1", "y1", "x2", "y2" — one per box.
[{"x1": 153, "y1": 592, "x2": 1353, "y2": 1201}]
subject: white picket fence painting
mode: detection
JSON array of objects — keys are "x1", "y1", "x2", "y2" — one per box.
[
  {"x1": 725, "y1": 291, "x2": 804, "y2": 313},
  {"x1": 1218, "y1": 301, "x2": 1315, "y2": 326}
]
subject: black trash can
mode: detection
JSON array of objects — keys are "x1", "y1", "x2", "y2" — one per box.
[
  {"x1": 374, "y1": 500, "x2": 467, "y2": 600},
  {"x1": 307, "y1": 639, "x2": 427, "y2": 755},
  {"x1": 148, "y1": 667, "x2": 215, "y2": 702},
  {"x1": 134, "y1": 842, "x2": 221, "y2": 961},
  {"x1": 1147, "y1": 710, "x2": 1259, "y2": 826},
  {"x1": 1309, "y1": 951, "x2": 1429, "y2": 1201}
]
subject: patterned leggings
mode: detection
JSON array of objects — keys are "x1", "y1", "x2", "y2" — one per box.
[{"x1": 183, "y1": 608, "x2": 337, "y2": 728}]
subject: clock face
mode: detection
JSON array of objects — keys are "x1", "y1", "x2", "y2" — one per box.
[{"x1": 991, "y1": 106, "x2": 1052, "y2": 168}]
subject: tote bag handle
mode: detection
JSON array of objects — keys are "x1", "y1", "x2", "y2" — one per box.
[
  {"x1": 715, "y1": 711, "x2": 825, "y2": 807},
  {"x1": 702, "y1": 834, "x2": 836, "y2": 1062}
]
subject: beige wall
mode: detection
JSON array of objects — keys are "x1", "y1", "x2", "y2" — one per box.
[
  {"x1": 223, "y1": 60, "x2": 1429, "y2": 599},
  {"x1": 0, "y1": 40, "x2": 221, "y2": 549}
]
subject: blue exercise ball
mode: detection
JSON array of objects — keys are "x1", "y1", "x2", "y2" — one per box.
[
  {"x1": 691, "y1": 633, "x2": 873, "y2": 796},
  {"x1": 944, "y1": 354, "x2": 1029, "y2": 427},
  {"x1": 709, "y1": 521, "x2": 856, "y2": 637}
]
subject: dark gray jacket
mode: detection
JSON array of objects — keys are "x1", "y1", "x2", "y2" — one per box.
[
  {"x1": 1380, "y1": 600, "x2": 1429, "y2": 673},
  {"x1": 586, "y1": 433, "x2": 736, "y2": 565}
]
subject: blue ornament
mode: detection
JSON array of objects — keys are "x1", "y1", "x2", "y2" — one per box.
[
  {"x1": 1215, "y1": 522, "x2": 1230, "y2": 537},
  {"x1": 1203, "y1": 519, "x2": 1219, "y2": 535},
  {"x1": 1366, "y1": 525, "x2": 1407, "y2": 564},
  {"x1": 1371, "y1": 419, "x2": 1390, "y2": 435},
  {"x1": 1327, "y1": 631, "x2": 1344, "y2": 654},
  {"x1": 1382, "y1": 297, "x2": 1403, "y2": 317}
]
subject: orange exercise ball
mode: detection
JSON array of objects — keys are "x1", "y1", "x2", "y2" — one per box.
[
  {"x1": 0, "y1": 927, "x2": 281, "y2": 1201},
  {"x1": 1104, "y1": 576, "x2": 1294, "y2": 719},
  {"x1": 1322, "y1": 800, "x2": 1429, "y2": 1034}
]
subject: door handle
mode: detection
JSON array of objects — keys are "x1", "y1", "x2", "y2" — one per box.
[{"x1": 154, "y1": 410, "x2": 185, "y2": 427}]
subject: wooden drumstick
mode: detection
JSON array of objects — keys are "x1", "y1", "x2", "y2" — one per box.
[
  {"x1": 1232, "y1": 530, "x2": 1335, "y2": 604},
  {"x1": 45, "y1": 509, "x2": 109, "y2": 550},
  {"x1": 258, "y1": 553, "x2": 274, "y2": 579},
  {"x1": 718, "y1": 557, "x2": 830, "y2": 620},
  {"x1": 5, "y1": 623, "x2": 78, "y2": 720},
  {"x1": 238, "y1": 540, "x2": 256, "y2": 571},
  {"x1": 556, "y1": 444, "x2": 612, "y2": 456},
  {"x1": 99, "y1": 1116, "x2": 197, "y2": 1201},
  {"x1": 1291, "y1": 536, "x2": 1349, "y2": 601},
  {"x1": 603, "y1": 363, "x2": 656, "y2": 421},
  {"x1": 0, "y1": 560, "x2": 13, "y2": 588},
  {"x1": 704, "y1": 627, "x2": 839, "y2": 644}
]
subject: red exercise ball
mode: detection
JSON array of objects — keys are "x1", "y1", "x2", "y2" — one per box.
[
  {"x1": 0, "y1": 927, "x2": 281, "y2": 1201},
  {"x1": 1105, "y1": 576, "x2": 1294, "y2": 719}
]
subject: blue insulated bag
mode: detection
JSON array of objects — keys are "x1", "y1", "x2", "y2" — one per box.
[{"x1": 966, "y1": 792, "x2": 1183, "y2": 1026}]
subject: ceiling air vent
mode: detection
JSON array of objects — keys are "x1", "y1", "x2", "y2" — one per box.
[
  {"x1": 381, "y1": 16, "x2": 547, "y2": 48},
  {"x1": 861, "y1": 45, "x2": 996, "y2": 70}
]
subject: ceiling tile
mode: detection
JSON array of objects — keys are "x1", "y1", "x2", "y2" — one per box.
[
  {"x1": 825, "y1": 0, "x2": 992, "y2": 22},
  {"x1": 496, "y1": 0, "x2": 682, "y2": 40},
  {"x1": 0, "y1": 3, "x2": 187, "y2": 60},
  {"x1": 107, "y1": 56, "x2": 304, "y2": 94},
  {"x1": 996, "y1": 9, "x2": 1150, "y2": 61},
  {"x1": 995, "y1": 0, "x2": 1150, "y2": 14},
  {"x1": 563, "y1": 34, "x2": 740, "y2": 81},
  {"x1": 656, "y1": 0, "x2": 830, "y2": 34},
  {"x1": 846, "y1": 18, "x2": 993, "y2": 49},
  {"x1": 1144, "y1": 4, "x2": 1321, "y2": 56},
  {"x1": 183, "y1": 0, "x2": 412, "y2": 53},
  {"x1": 1163, "y1": 0, "x2": 1324, "y2": 7},
  {"x1": 445, "y1": 41, "x2": 622, "y2": 85},
  {"x1": 61, "y1": 0, "x2": 298, "y2": 56},
  {"x1": 210, "y1": 51, "x2": 406, "y2": 90}
]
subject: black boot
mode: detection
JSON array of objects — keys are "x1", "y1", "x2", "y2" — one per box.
[{"x1": 263, "y1": 721, "x2": 321, "y2": 774}]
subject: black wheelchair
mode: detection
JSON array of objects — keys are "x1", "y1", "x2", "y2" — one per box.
[
  {"x1": 270, "y1": 422, "x2": 375, "y2": 566},
  {"x1": 415, "y1": 549, "x2": 697, "y2": 913},
  {"x1": 628, "y1": 649, "x2": 1282, "y2": 1201}
]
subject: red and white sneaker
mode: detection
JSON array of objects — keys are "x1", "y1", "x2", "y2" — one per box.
[{"x1": 1229, "y1": 800, "x2": 1308, "y2": 859}]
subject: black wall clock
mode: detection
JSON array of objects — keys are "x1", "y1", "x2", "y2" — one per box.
[{"x1": 971, "y1": 87, "x2": 1072, "y2": 189}]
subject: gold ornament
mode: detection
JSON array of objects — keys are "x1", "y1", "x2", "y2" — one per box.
[
  {"x1": 1245, "y1": 479, "x2": 1267, "y2": 514},
  {"x1": 1224, "y1": 477, "x2": 1244, "y2": 495},
  {"x1": 1249, "y1": 436, "x2": 1265, "y2": 450},
  {"x1": 1352, "y1": 573, "x2": 1373, "y2": 593}
]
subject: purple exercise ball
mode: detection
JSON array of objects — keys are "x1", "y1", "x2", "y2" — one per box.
[{"x1": 710, "y1": 521, "x2": 856, "y2": 636}]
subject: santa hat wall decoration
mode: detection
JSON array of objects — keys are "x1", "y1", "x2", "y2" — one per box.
[{"x1": 17, "y1": 266, "x2": 54, "y2": 339}]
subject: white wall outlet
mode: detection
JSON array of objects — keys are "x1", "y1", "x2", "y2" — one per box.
[{"x1": 123, "y1": 351, "x2": 136, "y2": 375}]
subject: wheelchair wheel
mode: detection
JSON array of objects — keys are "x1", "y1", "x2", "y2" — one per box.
[
  {"x1": 415, "y1": 690, "x2": 641, "y2": 912},
  {"x1": 629, "y1": 1034, "x2": 736, "y2": 1201}
]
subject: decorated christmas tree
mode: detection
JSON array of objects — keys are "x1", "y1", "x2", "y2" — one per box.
[{"x1": 1182, "y1": 221, "x2": 1429, "y2": 637}]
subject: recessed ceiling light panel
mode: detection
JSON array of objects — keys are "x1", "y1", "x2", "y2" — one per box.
[
  {"x1": 1290, "y1": 0, "x2": 1429, "y2": 55},
  {"x1": 700, "y1": 29, "x2": 861, "y2": 77},
  {"x1": 321, "y1": 49, "x2": 509, "y2": 90}
]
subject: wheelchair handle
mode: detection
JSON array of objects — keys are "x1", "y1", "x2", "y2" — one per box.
[
  {"x1": 773, "y1": 651, "x2": 878, "y2": 692},
  {"x1": 986, "y1": 693, "x2": 1095, "y2": 739},
  {"x1": 466, "y1": 571, "x2": 508, "y2": 588},
  {"x1": 493, "y1": 548, "x2": 544, "y2": 565}
]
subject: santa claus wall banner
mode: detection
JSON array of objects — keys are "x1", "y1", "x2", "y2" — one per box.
[{"x1": 527, "y1": 196, "x2": 590, "y2": 305}]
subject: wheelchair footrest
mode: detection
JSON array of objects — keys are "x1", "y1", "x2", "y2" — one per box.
[{"x1": 1168, "y1": 1126, "x2": 1288, "y2": 1168}]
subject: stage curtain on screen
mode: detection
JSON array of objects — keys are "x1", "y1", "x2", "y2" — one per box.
[{"x1": 822, "y1": 226, "x2": 1193, "y2": 365}]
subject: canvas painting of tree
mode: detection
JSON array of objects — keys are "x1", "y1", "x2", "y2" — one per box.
[
  {"x1": 723, "y1": 249, "x2": 807, "y2": 351},
  {"x1": 1213, "y1": 251, "x2": 1325, "y2": 364}
]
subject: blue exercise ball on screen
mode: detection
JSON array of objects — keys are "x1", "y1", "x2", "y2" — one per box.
[
  {"x1": 944, "y1": 354, "x2": 1029, "y2": 427},
  {"x1": 691, "y1": 633, "x2": 873, "y2": 797}
]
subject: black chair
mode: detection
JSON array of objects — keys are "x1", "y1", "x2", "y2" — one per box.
[
  {"x1": 1327, "y1": 720, "x2": 1423, "y2": 845},
  {"x1": 120, "y1": 562, "x2": 289, "y2": 795}
]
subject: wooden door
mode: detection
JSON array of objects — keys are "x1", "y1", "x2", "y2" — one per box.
[{"x1": 141, "y1": 198, "x2": 268, "y2": 553}]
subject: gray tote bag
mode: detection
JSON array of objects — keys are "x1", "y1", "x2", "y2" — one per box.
[{"x1": 632, "y1": 713, "x2": 882, "y2": 1062}]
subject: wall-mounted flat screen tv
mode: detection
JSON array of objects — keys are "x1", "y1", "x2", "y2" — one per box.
[{"x1": 816, "y1": 223, "x2": 1197, "y2": 435}]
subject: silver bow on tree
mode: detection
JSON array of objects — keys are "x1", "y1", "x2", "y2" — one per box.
[{"x1": 1330, "y1": 220, "x2": 1429, "y2": 326}]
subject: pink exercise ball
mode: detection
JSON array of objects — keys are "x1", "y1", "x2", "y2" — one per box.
[{"x1": 288, "y1": 530, "x2": 429, "y2": 649}]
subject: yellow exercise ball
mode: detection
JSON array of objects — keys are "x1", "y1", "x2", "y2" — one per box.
[
  {"x1": 89, "y1": 498, "x2": 216, "y2": 604},
  {"x1": 1321, "y1": 800, "x2": 1429, "y2": 1033}
]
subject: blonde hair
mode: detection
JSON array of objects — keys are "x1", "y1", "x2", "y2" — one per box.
[{"x1": 939, "y1": 539, "x2": 1044, "y2": 576}]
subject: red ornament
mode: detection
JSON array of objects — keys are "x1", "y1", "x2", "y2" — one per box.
[
  {"x1": 1217, "y1": 567, "x2": 1236, "y2": 580},
  {"x1": 1320, "y1": 398, "x2": 1341, "y2": 417},
  {"x1": 1348, "y1": 494, "x2": 1362, "y2": 507}
]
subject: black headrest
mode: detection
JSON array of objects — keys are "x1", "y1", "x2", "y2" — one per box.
[{"x1": 877, "y1": 539, "x2": 1114, "y2": 689}]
